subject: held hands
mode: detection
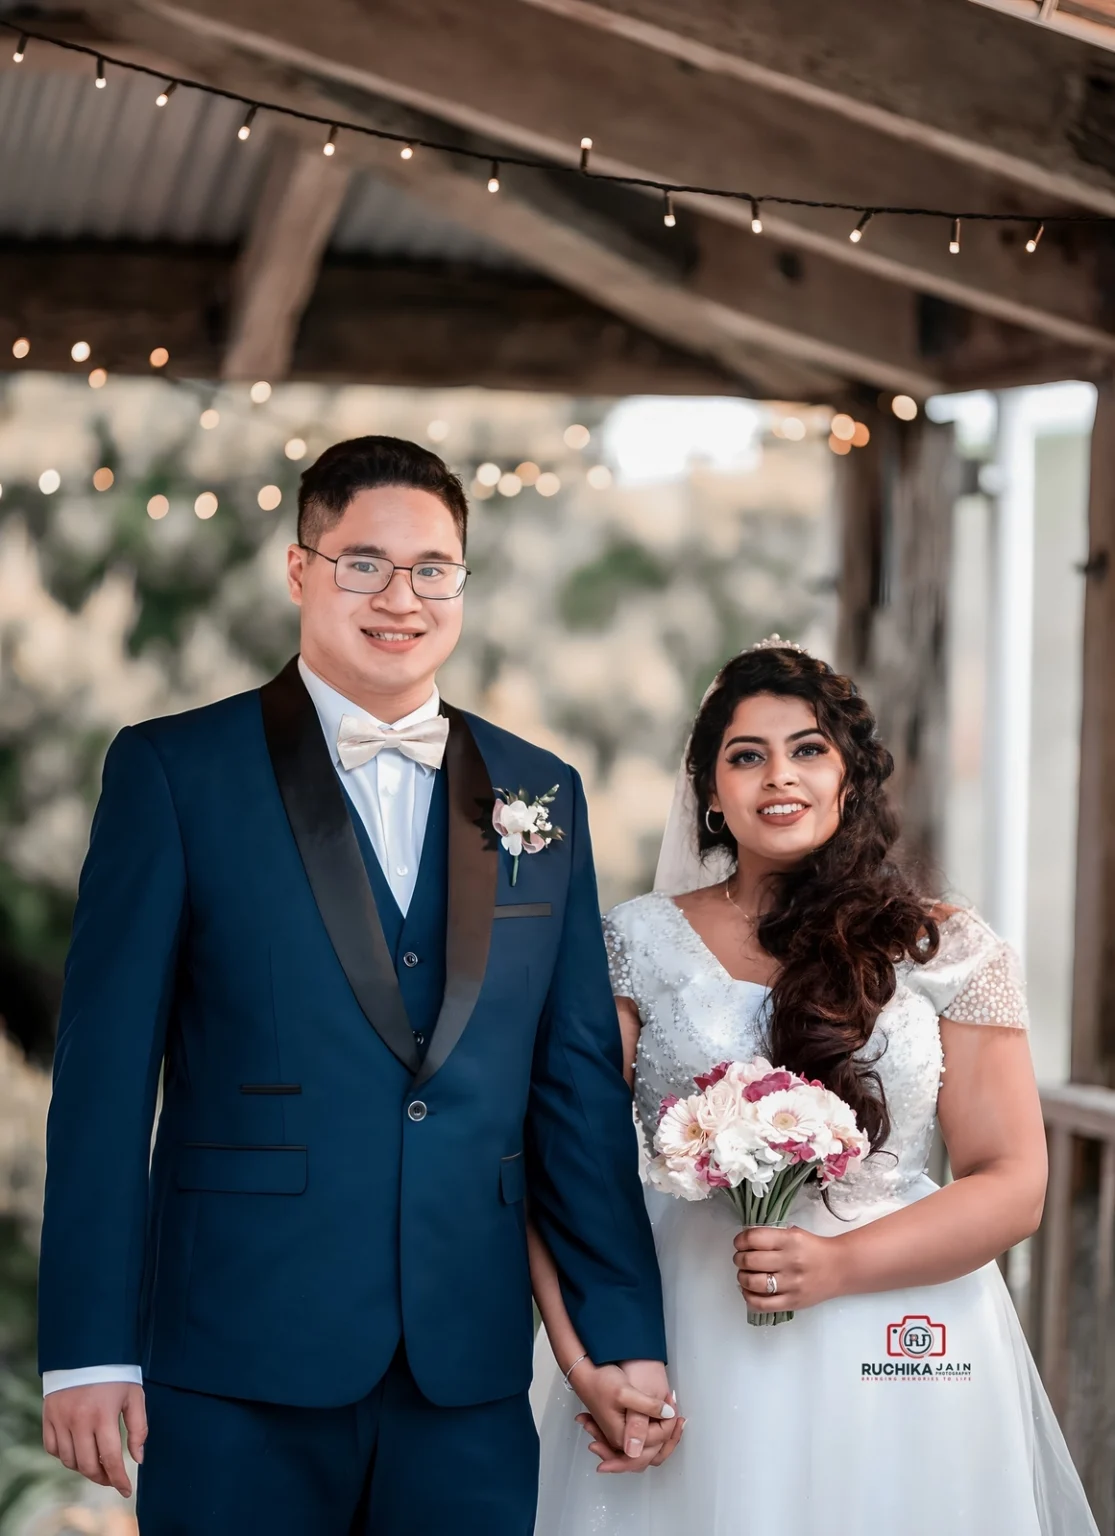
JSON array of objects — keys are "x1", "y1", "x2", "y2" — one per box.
[
  {"x1": 733, "y1": 1224, "x2": 845, "y2": 1312},
  {"x1": 570, "y1": 1358, "x2": 684, "y2": 1474},
  {"x1": 42, "y1": 1383, "x2": 147, "y2": 1498}
]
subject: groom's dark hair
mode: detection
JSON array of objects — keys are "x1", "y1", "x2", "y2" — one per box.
[{"x1": 298, "y1": 436, "x2": 470, "y2": 551}]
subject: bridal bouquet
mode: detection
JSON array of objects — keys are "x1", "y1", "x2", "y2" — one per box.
[{"x1": 647, "y1": 1058, "x2": 870, "y2": 1326}]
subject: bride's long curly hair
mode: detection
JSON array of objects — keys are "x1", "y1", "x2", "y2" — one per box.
[{"x1": 687, "y1": 647, "x2": 938, "y2": 1152}]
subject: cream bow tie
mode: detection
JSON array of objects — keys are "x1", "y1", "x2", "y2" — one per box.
[{"x1": 336, "y1": 712, "x2": 449, "y2": 771}]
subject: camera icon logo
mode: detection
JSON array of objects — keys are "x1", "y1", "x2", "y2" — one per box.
[{"x1": 887, "y1": 1314, "x2": 947, "y2": 1358}]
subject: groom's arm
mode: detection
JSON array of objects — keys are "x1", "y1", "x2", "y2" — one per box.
[
  {"x1": 525, "y1": 769, "x2": 667, "y2": 1369},
  {"x1": 39, "y1": 726, "x2": 185, "y2": 1380}
]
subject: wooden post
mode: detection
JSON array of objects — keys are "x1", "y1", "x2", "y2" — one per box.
[
  {"x1": 1071, "y1": 379, "x2": 1115, "y2": 1089},
  {"x1": 836, "y1": 406, "x2": 959, "y2": 878}
]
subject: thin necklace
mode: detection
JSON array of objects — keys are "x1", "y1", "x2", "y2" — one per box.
[{"x1": 724, "y1": 880, "x2": 760, "y2": 928}]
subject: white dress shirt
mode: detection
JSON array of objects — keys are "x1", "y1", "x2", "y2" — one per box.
[{"x1": 43, "y1": 658, "x2": 440, "y2": 1396}]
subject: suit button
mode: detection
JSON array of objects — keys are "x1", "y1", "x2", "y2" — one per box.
[
  {"x1": 403, "y1": 951, "x2": 419, "y2": 968},
  {"x1": 407, "y1": 1101, "x2": 428, "y2": 1122},
  {"x1": 415, "y1": 1033, "x2": 426, "y2": 1048}
]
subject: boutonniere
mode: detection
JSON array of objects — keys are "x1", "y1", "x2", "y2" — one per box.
[{"x1": 492, "y1": 785, "x2": 564, "y2": 886}]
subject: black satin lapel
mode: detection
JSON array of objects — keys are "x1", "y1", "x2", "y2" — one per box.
[
  {"x1": 412, "y1": 706, "x2": 497, "y2": 1090},
  {"x1": 260, "y1": 658, "x2": 419, "y2": 1075}
]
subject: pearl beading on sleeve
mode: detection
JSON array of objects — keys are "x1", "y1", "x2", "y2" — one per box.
[{"x1": 945, "y1": 943, "x2": 1030, "y2": 1030}]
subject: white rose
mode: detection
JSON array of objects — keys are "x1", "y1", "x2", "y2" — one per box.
[
  {"x1": 648, "y1": 1153, "x2": 708, "y2": 1202},
  {"x1": 499, "y1": 800, "x2": 542, "y2": 835},
  {"x1": 695, "y1": 1078, "x2": 746, "y2": 1134}
]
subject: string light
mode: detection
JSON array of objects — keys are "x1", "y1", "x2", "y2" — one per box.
[
  {"x1": 476, "y1": 462, "x2": 501, "y2": 487},
  {"x1": 586, "y1": 464, "x2": 613, "y2": 489},
  {"x1": 149, "y1": 346, "x2": 169, "y2": 368},
  {"x1": 564, "y1": 424, "x2": 591, "y2": 449},
  {"x1": 250, "y1": 380, "x2": 271, "y2": 403},
  {"x1": 892, "y1": 394, "x2": 919, "y2": 421},
  {"x1": 498, "y1": 472, "x2": 523, "y2": 497},
  {"x1": 92, "y1": 467, "x2": 114, "y2": 491},
  {"x1": 830, "y1": 412, "x2": 856, "y2": 442},
  {"x1": 850, "y1": 211, "x2": 874, "y2": 244},
  {"x1": 663, "y1": 191, "x2": 676, "y2": 228},
  {"x1": 257, "y1": 484, "x2": 282, "y2": 510},
  {"x1": 71, "y1": 340, "x2": 91, "y2": 362},
  {"x1": 194, "y1": 491, "x2": 218, "y2": 519},
  {"x1": 284, "y1": 436, "x2": 307, "y2": 459},
  {"x1": 39, "y1": 469, "x2": 61, "y2": 494},
  {"x1": 12, "y1": 338, "x2": 29, "y2": 359},
  {"x1": 88, "y1": 367, "x2": 107, "y2": 388},
  {"x1": 536, "y1": 472, "x2": 561, "y2": 497},
  {"x1": 199, "y1": 408, "x2": 220, "y2": 429},
  {"x1": 1, "y1": 24, "x2": 1104, "y2": 250},
  {"x1": 147, "y1": 494, "x2": 169, "y2": 520},
  {"x1": 323, "y1": 124, "x2": 338, "y2": 156}
]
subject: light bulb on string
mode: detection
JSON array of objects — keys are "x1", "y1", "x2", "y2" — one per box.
[
  {"x1": 323, "y1": 124, "x2": 338, "y2": 156},
  {"x1": 750, "y1": 198, "x2": 763, "y2": 235},
  {"x1": 1025, "y1": 221, "x2": 1045, "y2": 253},
  {"x1": 155, "y1": 81, "x2": 177, "y2": 107},
  {"x1": 400, "y1": 143, "x2": 414, "y2": 160},
  {"x1": 238, "y1": 105, "x2": 257, "y2": 141},
  {"x1": 13, "y1": 34, "x2": 27, "y2": 62},
  {"x1": 663, "y1": 191, "x2": 676, "y2": 228},
  {"x1": 949, "y1": 217, "x2": 961, "y2": 255},
  {"x1": 95, "y1": 56, "x2": 106, "y2": 89},
  {"x1": 487, "y1": 161, "x2": 500, "y2": 193},
  {"x1": 849, "y1": 210, "x2": 873, "y2": 244},
  {"x1": 579, "y1": 137, "x2": 593, "y2": 172}
]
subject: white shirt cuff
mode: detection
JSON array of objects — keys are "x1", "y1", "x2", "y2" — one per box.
[{"x1": 42, "y1": 1365, "x2": 143, "y2": 1397}]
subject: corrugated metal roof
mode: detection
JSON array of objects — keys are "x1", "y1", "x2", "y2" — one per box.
[
  {"x1": 331, "y1": 171, "x2": 522, "y2": 266},
  {"x1": 0, "y1": 66, "x2": 522, "y2": 265}
]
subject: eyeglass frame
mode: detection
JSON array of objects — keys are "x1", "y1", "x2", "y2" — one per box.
[{"x1": 296, "y1": 544, "x2": 470, "y2": 600}]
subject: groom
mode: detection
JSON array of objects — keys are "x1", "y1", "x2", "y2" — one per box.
[{"x1": 38, "y1": 436, "x2": 669, "y2": 1532}]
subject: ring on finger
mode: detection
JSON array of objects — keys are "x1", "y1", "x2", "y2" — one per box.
[{"x1": 766, "y1": 1272, "x2": 778, "y2": 1296}]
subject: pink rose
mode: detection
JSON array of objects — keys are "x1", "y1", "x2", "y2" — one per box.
[{"x1": 694, "y1": 1062, "x2": 731, "y2": 1092}]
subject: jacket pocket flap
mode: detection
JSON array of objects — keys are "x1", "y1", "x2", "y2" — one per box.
[
  {"x1": 176, "y1": 1144, "x2": 307, "y2": 1195},
  {"x1": 499, "y1": 1153, "x2": 525, "y2": 1205},
  {"x1": 494, "y1": 903, "x2": 552, "y2": 919}
]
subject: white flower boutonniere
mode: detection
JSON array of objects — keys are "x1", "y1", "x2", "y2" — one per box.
[{"x1": 492, "y1": 785, "x2": 564, "y2": 886}]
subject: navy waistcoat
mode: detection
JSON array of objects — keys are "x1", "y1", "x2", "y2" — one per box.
[{"x1": 343, "y1": 770, "x2": 448, "y2": 1052}]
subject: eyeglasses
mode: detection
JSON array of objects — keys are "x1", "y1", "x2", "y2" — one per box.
[{"x1": 298, "y1": 545, "x2": 469, "y2": 600}]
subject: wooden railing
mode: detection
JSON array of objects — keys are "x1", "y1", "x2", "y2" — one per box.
[{"x1": 1027, "y1": 1083, "x2": 1115, "y2": 1531}]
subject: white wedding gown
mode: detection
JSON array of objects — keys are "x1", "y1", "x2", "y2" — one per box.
[{"x1": 532, "y1": 893, "x2": 1099, "y2": 1535}]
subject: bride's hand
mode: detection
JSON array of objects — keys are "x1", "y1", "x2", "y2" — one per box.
[
  {"x1": 567, "y1": 1363, "x2": 683, "y2": 1473},
  {"x1": 733, "y1": 1224, "x2": 844, "y2": 1311}
]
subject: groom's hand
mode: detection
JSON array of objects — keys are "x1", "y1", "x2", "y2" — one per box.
[{"x1": 43, "y1": 1383, "x2": 147, "y2": 1497}]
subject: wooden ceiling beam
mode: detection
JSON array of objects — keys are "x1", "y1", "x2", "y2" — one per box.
[
  {"x1": 0, "y1": 245, "x2": 753, "y2": 393},
  {"x1": 115, "y1": 0, "x2": 1115, "y2": 359},
  {"x1": 221, "y1": 131, "x2": 352, "y2": 382}
]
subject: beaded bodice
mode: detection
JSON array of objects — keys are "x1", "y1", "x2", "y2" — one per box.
[{"x1": 604, "y1": 893, "x2": 1028, "y2": 1210}]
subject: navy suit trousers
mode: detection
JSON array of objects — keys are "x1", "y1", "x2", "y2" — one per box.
[{"x1": 136, "y1": 1348, "x2": 538, "y2": 1536}]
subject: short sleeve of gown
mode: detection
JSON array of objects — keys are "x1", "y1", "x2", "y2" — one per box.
[
  {"x1": 909, "y1": 908, "x2": 1030, "y2": 1030},
  {"x1": 602, "y1": 909, "x2": 639, "y2": 1005}
]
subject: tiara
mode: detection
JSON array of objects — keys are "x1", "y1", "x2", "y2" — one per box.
[{"x1": 746, "y1": 633, "x2": 810, "y2": 655}]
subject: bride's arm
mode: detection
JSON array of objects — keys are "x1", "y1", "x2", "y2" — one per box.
[
  {"x1": 735, "y1": 1019, "x2": 1047, "y2": 1308},
  {"x1": 529, "y1": 998, "x2": 683, "y2": 1468}
]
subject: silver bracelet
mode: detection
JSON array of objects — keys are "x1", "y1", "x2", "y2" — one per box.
[{"x1": 562, "y1": 1352, "x2": 589, "y2": 1392}]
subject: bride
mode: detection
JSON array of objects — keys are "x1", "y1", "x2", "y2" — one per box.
[{"x1": 529, "y1": 639, "x2": 1098, "y2": 1535}]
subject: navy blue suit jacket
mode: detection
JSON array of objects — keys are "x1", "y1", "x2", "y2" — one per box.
[{"x1": 38, "y1": 660, "x2": 666, "y2": 1408}]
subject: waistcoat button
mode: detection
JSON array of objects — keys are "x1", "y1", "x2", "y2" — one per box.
[
  {"x1": 408, "y1": 1101, "x2": 428, "y2": 1122},
  {"x1": 403, "y1": 951, "x2": 419, "y2": 968}
]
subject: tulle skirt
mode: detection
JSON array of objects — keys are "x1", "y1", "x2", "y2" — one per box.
[{"x1": 532, "y1": 1178, "x2": 1099, "y2": 1535}]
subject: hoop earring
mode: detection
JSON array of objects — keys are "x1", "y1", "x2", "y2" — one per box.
[{"x1": 705, "y1": 807, "x2": 726, "y2": 835}]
